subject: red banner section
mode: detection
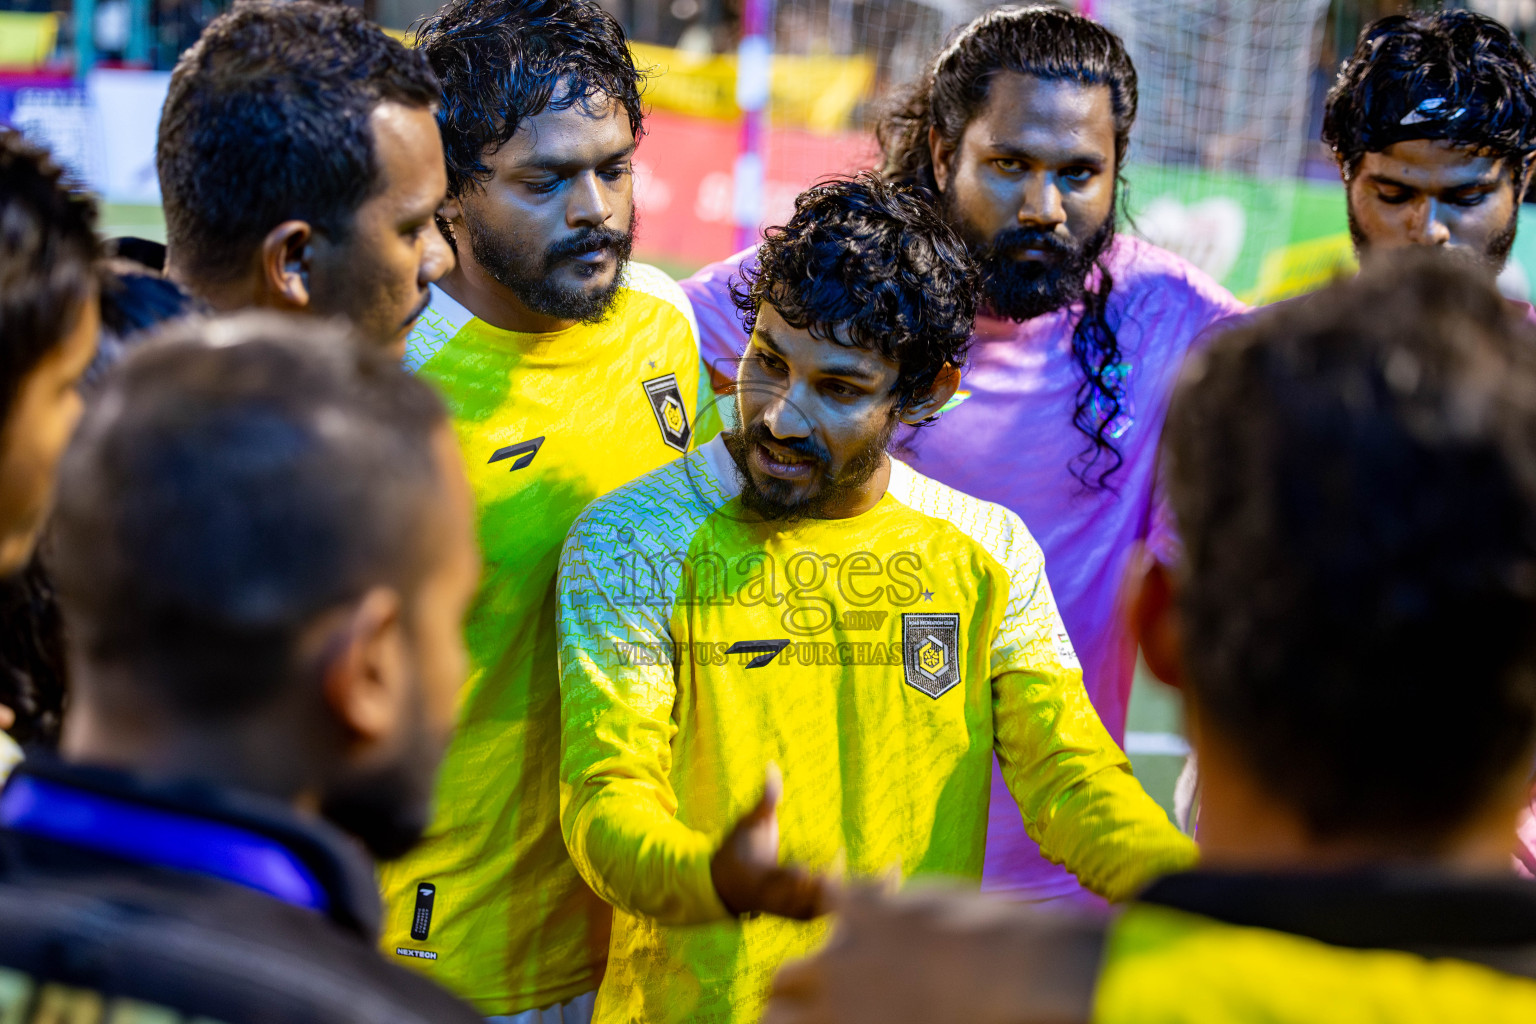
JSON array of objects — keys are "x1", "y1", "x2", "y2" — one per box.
[{"x1": 632, "y1": 108, "x2": 878, "y2": 269}]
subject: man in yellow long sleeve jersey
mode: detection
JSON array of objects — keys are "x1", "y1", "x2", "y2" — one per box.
[
  {"x1": 376, "y1": 0, "x2": 718, "y2": 1019},
  {"x1": 556, "y1": 176, "x2": 1195, "y2": 1024}
]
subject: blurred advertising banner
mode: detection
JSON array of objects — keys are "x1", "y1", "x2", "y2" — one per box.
[
  {"x1": 631, "y1": 42, "x2": 874, "y2": 134},
  {"x1": 0, "y1": 67, "x2": 169, "y2": 203},
  {"x1": 634, "y1": 108, "x2": 877, "y2": 267},
  {"x1": 6, "y1": 67, "x2": 1536, "y2": 305}
]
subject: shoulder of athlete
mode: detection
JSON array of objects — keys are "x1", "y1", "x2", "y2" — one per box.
[
  {"x1": 886, "y1": 457, "x2": 1043, "y2": 577},
  {"x1": 565, "y1": 450, "x2": 719, "y2": 563},
  {"x1": 619, "y1": 262, "x2": 700, "y2": 343},
  {"x1": 1102, "y1": 235, "x2": 1248, "y2": 339}
]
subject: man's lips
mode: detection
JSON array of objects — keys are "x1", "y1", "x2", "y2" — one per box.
[{"x1": 752, "y1": 440, "x2": 818, "y2": 481}]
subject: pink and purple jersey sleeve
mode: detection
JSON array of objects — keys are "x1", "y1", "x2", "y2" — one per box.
[{"x1": 679, "y1": 247, "x2": 758, "y2": 392}]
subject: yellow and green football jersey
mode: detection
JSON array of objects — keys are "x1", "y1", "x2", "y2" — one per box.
[
  {"x1": 378, "y1": 264, "x2": 720, "y2": 1014},
  {"x1": 1096, "y1": 900, "x2": 1536, "y2": 1023},
  {"x1": 556, "y1": 435, "x2": 1197, "y2": 1024}
]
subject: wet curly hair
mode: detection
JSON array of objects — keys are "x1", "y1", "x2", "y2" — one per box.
[
  {"x1": 1324, "y1": 9, "x2": 1536, "y2": 178},
  {"x1": 731, "y1": 174, "x2": 977, "y2": 408},
  {"x1": 418, "y1": 0, "x2": 646, "y2": 201}
]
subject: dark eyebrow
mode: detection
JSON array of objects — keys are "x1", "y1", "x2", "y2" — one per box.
[
  {"x1": 754, "y1": 325, "x2": 882, "y2": 382},
  {"x1": 516, "y1": 143, "x2": 637, "y2": 175},
  {"x1": 987, "y1": 143, "x2": 1105, "y2": 167},
  {"x1": 1367, "y1": 171, "x2": 1503, "y2": 191}
]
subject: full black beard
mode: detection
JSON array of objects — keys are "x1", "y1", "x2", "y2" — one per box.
[
  {"x1": 946, "y1": 191, "x2": 1116, "y2": 322},
  {"x1": 722, "y1": 417, "x2": 896, "y2": 524},
  {"x1": 319, "y1": 689, "x2": 442, "y2": 862},
  {"x1": 1347, "y1": 202, "x2": 1517, "y2": 272},
  {"x1": 464, "y1": 212, "x2": 635, "y2": 326}
]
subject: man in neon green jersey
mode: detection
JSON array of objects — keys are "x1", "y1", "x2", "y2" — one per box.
[
  {"x1": 557, "y1": 176, "x2": 1194, "y2": 1024},
  {"x1": 376, "y1": 0, "x2": 717, "y2": 1018}
]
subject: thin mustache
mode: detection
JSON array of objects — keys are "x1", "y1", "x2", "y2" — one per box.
[{"x1": 400, "y1": 291, "x2": 432, "y2": 329}]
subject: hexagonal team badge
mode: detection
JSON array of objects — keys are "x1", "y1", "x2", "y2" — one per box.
[
  {"x1": 902, "y1": 613, "x2": 961, "y2": 698},
  {"x1": 643, "y1": 373, "x2": 692, "y2": 452}
]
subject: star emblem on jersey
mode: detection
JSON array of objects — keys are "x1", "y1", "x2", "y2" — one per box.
[
  {"x1": 488, "y1": 436, "x2": 545, "y2": 471},
  {"x1": 726, "y1": 639, "x2": 790, "y2": 668},
  {"x1": 643, "y1": 373, "x2": 692, "y2": 452},
  {"x1": 901, "y1": 613, "x2": 961, "y2": 698}
]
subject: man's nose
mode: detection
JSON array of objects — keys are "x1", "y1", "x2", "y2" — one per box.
[
  {"x1": 567, "y1": 171, "x2": 613, "y2": 229},
  {"x1": 760, "y1": 388, "x2": 812, "y2": 440},
  {"x1": 1017, "y1": 172, "x2": 1067, "y2": 230},
  {"x1": 1408, "y1": 198, "x2": 1452, "y2": 246}
]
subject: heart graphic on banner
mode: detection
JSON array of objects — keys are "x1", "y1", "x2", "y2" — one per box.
[{"x1": 1133, "y1": 195, "x2": 1247, "y2": 284}]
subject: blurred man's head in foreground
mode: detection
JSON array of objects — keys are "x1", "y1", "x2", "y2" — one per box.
[
  {"x1": 1324, "y1": 10, "x2": 1536, "y2": 271},
  {"x1": 1144, "y1": 251, "x2": 1536, "y2": 860},
  {"x1": 725, "y1": 175, "x2": 974, "y2": 522},
  {"x1": 50, "y1": 315, "x2": 479, "y2": 859},
  {"x1": 0, "y1": 131, "x2": 100, "y2": 579},
  {"x1": 157, "y1": 0, "x2": 454, "y2": 356},
  {"x1": 421, "y1": 0, "x2": 645, "y2": 331}
]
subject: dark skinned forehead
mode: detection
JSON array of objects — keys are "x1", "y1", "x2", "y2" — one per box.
[
  {"x1": 965, "y1": 72, "x2": 1117, "y2": 165},
  {"x1": 754, "y1": 320, "x2": 890, "y2": 384},
  {"x1": 1357, "y1": 140, "x2": 1512, "y2": 189},
  {"x1": 492, "y1": 98, "x2": 635, "y2": 171}
]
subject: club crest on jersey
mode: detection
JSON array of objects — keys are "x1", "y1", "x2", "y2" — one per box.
[
  {"x1": 901, "y1": 613, "x2": 961, "y2": 698},
  {"x1": 643, "y1": 373, "x2": 692, "y2": 452}
]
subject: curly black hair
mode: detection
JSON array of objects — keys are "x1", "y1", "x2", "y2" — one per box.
[
  {"x1": 877, "y1": 5, "x2": 1138, "y2": 488},
  {"x1": 157, "y1": 1, "x2": 437, "y2": 286},
  {"x1": 730, "y1": 174, "x2": 976, "y2": 408},
  {"x1": 417, "y1": 0, "x2": 646, "y2": 201},
  {"x1": 1165, "y1": 250, "x2": 1536, "y2": 844},
  {"x1": 1324, "y1": 9, "x2": 1536, "y2": 178}
]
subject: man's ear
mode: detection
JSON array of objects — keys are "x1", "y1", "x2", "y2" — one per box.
[
  {"x1": 259, "y1": 220, "x2": 314, "y2": 310},
  {"x1": 1128, "y1": 550, "x2": 1185, "y2": 691},
  {"x1": 319, "y1": 587, "x2": 410, "y2": 749},
  {"x1": 1519, "y1": 156, "x2": 1536, "y2": 202},
  {"x1": 928, "y1": 125, "x2": 953, "y2": 195},
  {"x1": 437, "y1": 194, "x2": 465, "y2": 246},
  {"x1": 899, "y1": 364, "x2": 961, "y2": 425}
]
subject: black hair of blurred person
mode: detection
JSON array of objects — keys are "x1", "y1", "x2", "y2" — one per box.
[
  {"x1": 1323, "y1": 10, "x2": 1536, "y2": 180},
  {"x1": 47, "y1": 313, "x2": 474, "y2": 861},
  {"x1": 0, "y1": 130, "x2": 98, "y2": 433},
  {"x1": 417, "y1": 0, "x2": 646, "y2": 210},
  {"x1": 1162, "y1": 250, "x2": 1536, "y2": 847},
  {"x1": 0, "y1": 131, "x2": 100, "y2": 588},
  {"x1": 876, "y1": 5, "x2": 1138, "y2": 488},
  {"x1": 155, "y1": 0, "x2": 450, "y2": 354},
  {"x1": 0, "y1": 266, "x2": 194, "y2": 752}
]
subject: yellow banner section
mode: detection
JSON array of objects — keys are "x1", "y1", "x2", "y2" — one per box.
[
  {"x1": 630, "y1": 41, "x2": 872, "y2": 133},
  {"x1": 1247, "y1": 232, "x2": 1357, "y2": 305},
  {"x1": 0, "y1": 13, "x2": 58, "y2": 69}
]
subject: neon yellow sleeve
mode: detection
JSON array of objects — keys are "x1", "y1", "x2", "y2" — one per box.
[
  {"x1": 988, "y1": 530, "x2": 1197, "y2": 902},
  {"x1": 555, "y1": 476, "x2": 732, "y2": 926}
]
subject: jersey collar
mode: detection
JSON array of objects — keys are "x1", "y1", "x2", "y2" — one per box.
[{"x1": 1141, "y1": 867, "x2": 1536, "y2": 979}]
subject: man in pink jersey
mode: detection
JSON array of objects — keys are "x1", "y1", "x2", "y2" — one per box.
[{"x1": 682, "y1": 5, "x2": 1240, "y2": 905}]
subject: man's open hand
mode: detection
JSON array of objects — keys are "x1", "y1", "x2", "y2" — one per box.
[{"x1": 710, "y1": 765, "x2": 834, "y2": 920}]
